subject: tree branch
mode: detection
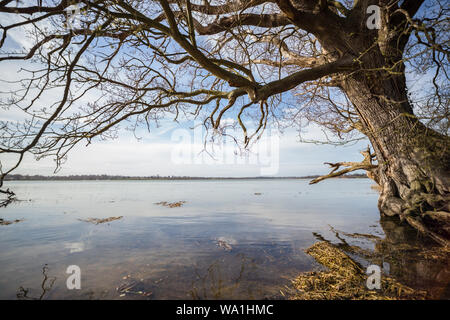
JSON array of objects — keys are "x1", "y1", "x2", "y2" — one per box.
[{"x1": 309, "y1": 145, "x2": 377, "y2": 184}]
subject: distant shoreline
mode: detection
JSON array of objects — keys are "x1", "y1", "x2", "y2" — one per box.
[{"x1": 4, "y1": 174, "x2": 368, "y2": 181}]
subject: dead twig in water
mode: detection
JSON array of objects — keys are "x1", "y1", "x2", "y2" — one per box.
[
  {"x1": 17, "y1": 264, "x2": 56, "y2": 300},
  {"x1": 117, "y1": 277, "x2": 153, "y2": 298}
]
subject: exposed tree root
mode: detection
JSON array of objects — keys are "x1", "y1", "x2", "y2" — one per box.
[
  {"x1": 310, "y1": 145, "x2": 450, "y2": 247},
  {"x1": 380, "y1": 184, "x2": 450, "y2": 247},
  {"x1": 404, "y1": 215, "x2": 449, "y2": 248}
]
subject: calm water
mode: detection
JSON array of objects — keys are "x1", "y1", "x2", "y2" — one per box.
[{"x1": 0, "y1": 179, "x2": 448, "y2": 299}]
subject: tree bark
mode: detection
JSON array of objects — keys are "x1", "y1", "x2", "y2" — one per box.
[{"x1": 340, "y1": 54, "x2": 450, "y2": 245}]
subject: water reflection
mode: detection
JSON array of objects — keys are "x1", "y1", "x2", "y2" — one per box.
[
  {"x1": 312, "y1": 217, "x2": 450, "y2": 299},
  {"x1": 189, "y1": 253, "x2": 258, "y2": 300},
  {"x1": 377, "y1": 217, "x2": 450, "y2": 298},
  {"x1": 9, "y1": 218, "x2": 450, "y2": 299},
  {"x1": 0, "y1": 180, "x2": 448, "y2": 299},
  {"x1": 16, "y1": 264, "x2": 56, "y2": 300}
]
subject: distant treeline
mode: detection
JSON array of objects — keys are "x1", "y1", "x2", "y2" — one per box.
[{"x1": 4, "y1": 173, "x2": 368, "y2": 181}]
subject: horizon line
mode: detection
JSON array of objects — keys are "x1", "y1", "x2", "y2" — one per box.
[{"x1": 4, "y1": 173, "x2": 368, "y2": 181}]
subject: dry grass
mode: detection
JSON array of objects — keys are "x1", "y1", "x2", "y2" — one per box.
[{"x1": 290, "y1": 241, "x2": 427, "y2": 300}]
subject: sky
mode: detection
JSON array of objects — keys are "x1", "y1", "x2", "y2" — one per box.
[
  {"x1": 8, "y1": 128, "x2": 370, "y2": 178},
  {"x1": 2, "y1": 119, "x2": 370, "y2": 177}
]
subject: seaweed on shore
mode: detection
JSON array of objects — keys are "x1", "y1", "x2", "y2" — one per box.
[
  {"x1": 0, "y1": 218, "x2": 24, "y2": 225},
  {"x1": 290, "y1": 241, "x2": 427, "y2": 300},
  {"x1": 155, "y1": 201, "x2": 186, "y2": 208},
  {"x1": 78, "y1": 216, "x2": 123, "y2": 225}
]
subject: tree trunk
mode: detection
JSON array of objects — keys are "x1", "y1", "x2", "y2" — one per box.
[{"x1": 340, "y1": 58, "x2": 450, "y2": 245}]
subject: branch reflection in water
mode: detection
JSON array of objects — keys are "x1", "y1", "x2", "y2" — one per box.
[{"x1": 17, "y1": 264, "x2": 56, "y2": 300}]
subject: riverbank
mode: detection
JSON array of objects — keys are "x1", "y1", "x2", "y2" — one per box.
[{"x1": 289, "y1": 218, "x2": 450, "y2": 299}]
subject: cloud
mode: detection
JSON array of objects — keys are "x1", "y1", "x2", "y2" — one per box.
[{"x1": 65, "y1": 242, "x2": 85, "y2": 253}]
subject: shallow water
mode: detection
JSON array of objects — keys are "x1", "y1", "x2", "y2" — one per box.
[{"x1": 0, "y1": 179, "x2": 448, "y2": 299}]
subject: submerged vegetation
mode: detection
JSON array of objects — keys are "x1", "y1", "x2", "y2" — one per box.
[
  {"x1": 117, "y1": 275, "x2": 153, "y2": 298},
  {"x1": 155, "y1": 201, "x2": 186, "y2": 208},
  {"x1": 216, "y1": 239, "x2": 233, "y2": 252},
  {"x1": 78, "y1": 216, "x2": 123, "y2": 225},
  {"x1": 0, "y1": 218, "x2": 24, "y2": 226}
]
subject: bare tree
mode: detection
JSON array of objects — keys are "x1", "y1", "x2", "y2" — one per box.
[{"x1": 0, "y1": 1, "x2": 448, "y2": 243}]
